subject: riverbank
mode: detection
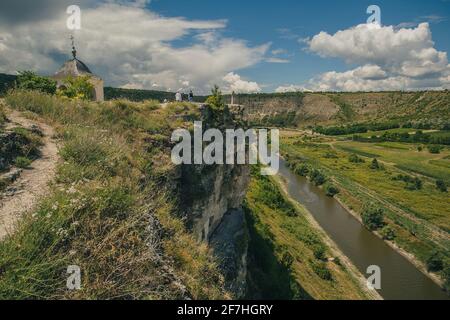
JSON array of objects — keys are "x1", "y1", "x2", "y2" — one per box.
[
  {"x1": 272, "y1": 174, "x2": 382, "y2": 300},
  {"x1": 333, "y1": 195, "x2": 445, "y2": 289}
]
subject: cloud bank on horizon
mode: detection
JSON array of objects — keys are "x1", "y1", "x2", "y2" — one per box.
[
  {"x1": 0, "y1": 0, "x2": 449, "y2": 93},
  {"x1": 277, "y1": 22, "x2": 450, "y2": 92}
]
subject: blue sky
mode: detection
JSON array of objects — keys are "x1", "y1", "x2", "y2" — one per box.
[
  {"x1": 0, "y1": 0, "x2": 449, "y2": 93},
  {"x1": 148, "y1": 0, "x2": 450, "y2": 92}
]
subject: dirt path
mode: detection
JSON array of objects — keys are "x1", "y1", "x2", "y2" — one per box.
[{"x1": 0, "y1": 110, "x2": 59, "y2": 240}]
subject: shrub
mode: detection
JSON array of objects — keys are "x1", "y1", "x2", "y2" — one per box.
[
  {"x1": 369, "y1": 158, "x2": 380, "y2": 170},
  {"x1": 325, "y1": 183, "x2": 339, "y2": 197},
  {"x1": 57, "y1": 75, "x2": 94, "y2": 100},
  {"x1": 361, "y1": 203, "x2": 384, "y2": 231},
  {"x1": 311, "y1": 261, "x2": 332, "y2": 281},
  {"x1": 324, "y1": 151, "x2": 338, "y2": 159},
  {"x1": 427, "y1": 145, "x2": 441, "y2": 154},
  {"x1": 349, "y1": 153, "x2": 364, "y2": 163},
  {"x1": 312, "y1": 245, "x2": 327, "y2": 261},
  {"x1": 310, "y1": 169, "x2": 326, "y2": 186},
  {"x1": 426, "y1": 250, "x2": 444, "y2": 272},
  {"x1": 380, "y1": 225, "x2": 396, "y2": 240},
  {"x1": 205, "y1": 85, "x2": 225, "y2": 111},
  {"x1": 14, "y1": 156, "x2": 32, "y2": 169},
  {"x1": 293, "y1": 163, "x2": 309, "y2": 177},
  {"x1": 17, "y1": 71, "x2": 56, "y2": 95},
  {"x1": 436, "y1": 180, "x2": 448, "y2": 193}
]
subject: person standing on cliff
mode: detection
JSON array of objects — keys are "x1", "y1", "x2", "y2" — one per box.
[
  {"x1": 175, "y1": 91, "x2": 182, "y2": 102},
  {"x1": 188, "y1": 90, "x2": 194, "y2": 102}
]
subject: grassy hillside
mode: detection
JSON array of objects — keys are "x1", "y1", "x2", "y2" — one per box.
[
  {"x1": 0, "y1": 90, "x2": 228, "y2": 299},
  {"x1": 244, "y1": 167, "x2": 377, "y2": 300}
]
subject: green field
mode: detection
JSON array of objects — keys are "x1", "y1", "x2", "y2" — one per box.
[{"x1": 334, "y1": 141, "x2": 450, "y2": 184}]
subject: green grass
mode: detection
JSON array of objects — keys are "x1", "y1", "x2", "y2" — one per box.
[
  {"x1": 0, "y1": 90, "x2": 228, "y2": 300},
  {"x1": 245, "y1": 167, "x2": 374, "y2": 300},
  {"x1": 14, "y1": 156, "x2": 32, "y2": 169},
  {"x1": 334, "y1": 141, "x2": 450, "y2": 184}
]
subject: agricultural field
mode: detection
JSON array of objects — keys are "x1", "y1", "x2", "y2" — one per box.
[
  {"x1": 280, "y1": 130, "x2": 450, "y2": 266},
  {"x1": 333, "y1": 141, "x2": 450, "y2": 184}
]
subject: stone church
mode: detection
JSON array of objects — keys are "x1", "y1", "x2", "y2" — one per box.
[{"x1": 52, "y1": 40, "x2": 104, "y2": 101}]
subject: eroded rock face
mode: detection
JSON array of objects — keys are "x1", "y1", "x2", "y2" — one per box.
[
  {"x1": 181, "y1": 164, "x2": 250, "y2": 242},
  {"x1": 179, "y1": 163, "x2": 250, "y2": 298},
  {"x1": 210, "y1": 209, "x2": 248, "y2": 299}
]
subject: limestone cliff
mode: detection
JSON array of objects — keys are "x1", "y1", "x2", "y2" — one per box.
[{"x1": 179, "y1": 163, "x2": 250, "y2": 298}]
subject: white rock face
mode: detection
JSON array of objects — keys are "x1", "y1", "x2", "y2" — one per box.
[{"x1": 180, "y1": 162, "x2": 250, "y2": 298}]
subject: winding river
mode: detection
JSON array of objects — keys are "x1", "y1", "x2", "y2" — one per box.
[{"x1": 278, "y1": 158, "x2": 449, "y2": 300}]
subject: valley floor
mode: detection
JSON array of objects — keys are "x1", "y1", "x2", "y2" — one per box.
[{"x1": 280, "y1": 130, "x2": 450, "y2": 292}]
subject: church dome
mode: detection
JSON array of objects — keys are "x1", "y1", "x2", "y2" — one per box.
[{"x1": 53, "y1": 58, "x2": 95, "y2": 79}]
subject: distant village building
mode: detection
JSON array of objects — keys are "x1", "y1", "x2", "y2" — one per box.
[{"x1": 52, "y1": 37, "x2": 104, "y2": 101}]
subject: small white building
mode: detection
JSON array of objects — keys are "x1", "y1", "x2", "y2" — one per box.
[{"x1": 52, "y1": 43, "x2": 104, "y2": 102}]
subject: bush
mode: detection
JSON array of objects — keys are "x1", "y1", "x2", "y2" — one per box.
[
  {"x1": 369, "y1": 158, "x2": 380, "y2": 170},
  {"x1": 325, "y1": 183, "x2": 339, "y2": 197},
  {"x1": 349, "y1": 153, "x2": 364, "y2": 163},
  {"x1": 436, "y1": 180, "x2": 448, "y2": 193},
  {"x1": 310, "y1": 169, "x2": 326, "y2": 186},
  {"x1": 311, "y1": 261, "x2": 332, "y2": 281},
  {"x1": 205, "y1": 85, "x2": 225, "y2": 111},
  {"x1": 380, "y1": 225, "x2": 396, "y2": 240},
  {"x1": 426, "y1": 250, "x2": 444, "y2": 272},
  {"x1": 57, "y1": 76, "x2": 94, "y2": 100},
  {"x1": 313, "y1": 245, "x2": 327, "y2": 261},
  {"x1": 17, "y1": 71, "x2": 56, "y2": 95},
  {"x1": 293, "y1": 163, "x2": 309, "y2": 177},
  {"x1": 361, "y1": 203, "x2": 384, "y2": 231},
  {"x1": 427, "y1": 145, "x2": 441, "y2": 154},
  {"x1": 14, "y1": 156, "x2": 32, "y2": 169}
]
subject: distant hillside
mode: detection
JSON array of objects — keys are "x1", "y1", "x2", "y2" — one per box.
[{"x1": 232, "y1": 91, "x2": 450, "y2": 129}]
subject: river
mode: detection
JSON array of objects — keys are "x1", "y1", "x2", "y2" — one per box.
[{"x1": 278, "y1": 158, "x2": 449, "y2": 300}]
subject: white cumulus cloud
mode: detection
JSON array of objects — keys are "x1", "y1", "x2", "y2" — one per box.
[
  {"x1": 0, "y1": 1, "x2": 269, "y2": 94},
  {"x1": 223, "y1": 72, "x2": 261, "y2": 93},
  {"x1": 283, "y1": 22, "x2": 450, "y2": 91}
]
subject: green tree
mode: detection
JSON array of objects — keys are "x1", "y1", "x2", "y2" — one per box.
[
  {"x1": 325, "y1": 183, "x2": 339, "y2": 197},
  {"x1": 293, "y1": 163, "x2": 309, "y2": 177},
  {"x1": 205, "y1": 85, "x2": 225, "y2": 111},
  {"x1": 361, "y1": 203, "x2": 384, "y2": 231},
  {"x1": 428, "y1": 145, "x2": 441, "y2": 154},
  {"x1": 310, "y1": 169, "x2": 326, "y2": 186},
  {"x1": 426, "y1": 250, "x2": 444, "y2": 272},
  {"x1": 57, "y1": 76, "x2": 94, "y2": 100},
  {"x1": 17, "y1": 71, "x2": 56, "y2": 95},
  {"x1": 436, "y1": 180, "x2": 448, "y2": 192},
  {"x1": 369, "y1": 158, "x2": 380, "y2": 170}
]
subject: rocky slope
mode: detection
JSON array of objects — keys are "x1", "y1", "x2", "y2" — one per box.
[{"x1": 231, "y1": 91, "x2": 450, "y2": 127}]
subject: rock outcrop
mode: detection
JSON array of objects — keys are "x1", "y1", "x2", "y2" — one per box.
[{"x1": 179, "y1": 162, "x2": 250, "y2": 298}]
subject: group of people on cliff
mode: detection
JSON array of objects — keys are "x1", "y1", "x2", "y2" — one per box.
[{"x1": 175, "y1": 90, "x2": 194, "y2": 102}]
